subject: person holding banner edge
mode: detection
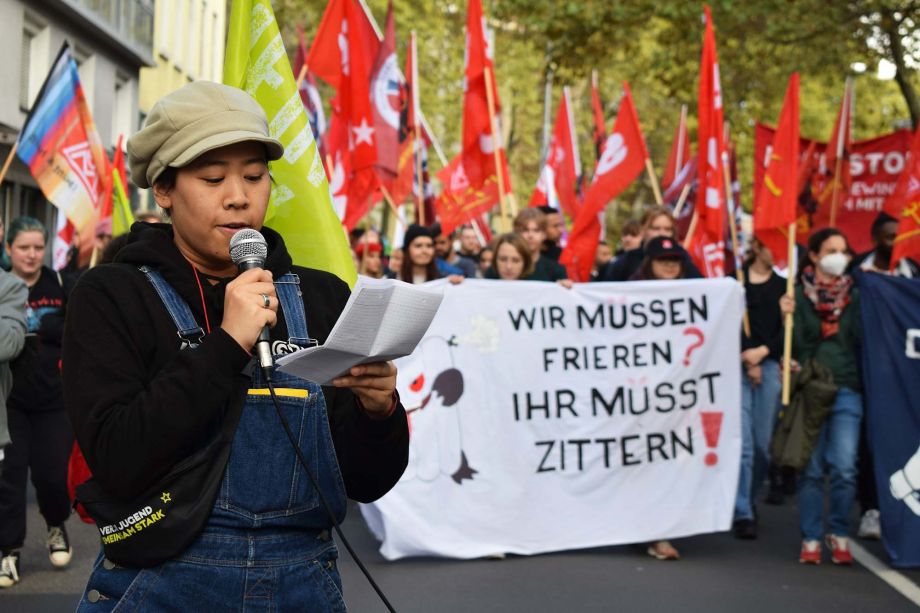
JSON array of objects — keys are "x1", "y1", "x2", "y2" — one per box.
[
  {"x1": 780, "y1": 228, "x2": 862, "y2": 565},
  {"x1": 62, "y1": 81, "x2": 409, "y2": 610}
]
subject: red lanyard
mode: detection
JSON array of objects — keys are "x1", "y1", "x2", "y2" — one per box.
[{"x1": 190, "y1": 264, "x2": 212, "y2": 334}]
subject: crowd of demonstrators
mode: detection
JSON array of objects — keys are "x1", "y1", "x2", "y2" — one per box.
[
  {"x1": 0, "y1": 218, "x2": 75, "y2": 587},
  {"x1": 596, "y1": 206, "x2": 702, "y2": 282}
]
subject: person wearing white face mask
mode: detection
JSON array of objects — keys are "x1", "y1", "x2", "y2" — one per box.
[{"x1": 779, "y1": 228, "x2": 863, "y2": 566}]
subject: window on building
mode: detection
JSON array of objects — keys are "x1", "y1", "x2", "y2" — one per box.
[
  {"x1": 20, "y1": 30, "x2": 33, "y2": 110},
  {"x1": 211, "y1": 11, "x2": 220, "y2": 81},
  {"x1": 20, "y1": 14, "x2": 46, "y2": 111},
  {"x1": 197, "y1": 1, "x2": 206, "y2": 78}
]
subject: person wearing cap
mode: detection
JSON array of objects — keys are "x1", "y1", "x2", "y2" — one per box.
[
  {"x1": 631, "y1": 235, "x2": 690, "y2": 281},
  {"x1": 62, "y1": 81, "x2": 408, "y2": 609}
]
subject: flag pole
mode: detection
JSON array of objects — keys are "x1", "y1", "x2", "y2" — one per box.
[
  {"x1": 676, "y1": 104, "x2": 688, "y2": 170},
  {"x1": 781, "y1": 221, "x2": 797, "y2": 405},
  {"x1": 379, "y1": 183, "x2": 407, "y2": 228},
  {"x1": 722, "y1": 149, "x2": 751, "y2": 337},
  {"x1": 829, "y1": 78, "x2": 852, "y2": 228},
  {"x1": 411, "y1": 31, "x2": 425, "y2": 226},
  {"x1": 683, "y1": 210, "x2": 699, "y2": 249},
  {"x1": 0, "y1": 141, "x2": 19, "y2": 186},
  {"x1": 644, "y1": 158, "x2": 664, "y2": 205},
  {"x1": 295, "y1": 63, "x2": 308, "y2": 90},
  {"x1": 484, "y1": 66, "x2": 511, "y2": 232},
  {"x1": 672, "y1": 183, "x2": 692, "y2": 218}
]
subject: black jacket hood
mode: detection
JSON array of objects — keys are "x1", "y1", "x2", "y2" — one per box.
[{"x1": 114, "y1": 222, "x2": 293, "y2": 297}]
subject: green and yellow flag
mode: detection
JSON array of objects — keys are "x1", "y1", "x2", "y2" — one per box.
[
  {"x1": 111, "y1": 169, "x2": 134, "y2": 237},
  {"x1": 224, "y1": 0, "x2": 356, "y2": 286}
]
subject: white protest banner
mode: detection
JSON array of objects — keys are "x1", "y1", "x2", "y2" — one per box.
[{"x1": 361, "y1": 278, "x2": 744, "y2": 560}]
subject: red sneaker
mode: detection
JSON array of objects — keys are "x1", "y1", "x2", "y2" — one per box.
[
  {"x1": 799, "y1": 539, "x2": 821, "y2": 564},
  {"x1": 826, "y1": 535, "x2": 854, "y2": 565}
]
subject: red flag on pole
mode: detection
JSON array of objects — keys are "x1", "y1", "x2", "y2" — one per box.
[
  {"x1": 434, "y1": 154, "x2": 501, "y2": 235},
  {"x1": 369, "y1": 1, "x2": 406, "y2": 178},
  {"x1": 460, "y1": 0, "x2": 511, "y2": 199},
  {"x1": 887, "y1": 126, "x2": 920, "y2": 270},
  {"x1": 560, "y1": 82, "x2": 648, "y2": 281},
  {"x1": 687, "y1": 4, "x2": 727, "y2": 278},
  {"x1": 821, "y1": 79, "x2": 853, "y2": 227},
  {"x1": 308, "y1": 0, "x2": 380, "y2": 230},
  {"x1": 591, "y1": 70, "x2": 606, "y2": 162},
  {"x1": 528, "y1": 87, "x2": 582, "y2": 217},
  {"x1": 754, "y1": 73, "x2": 800, "y2": 270},
  {"x1": 662, "y1": 105, "x2": 691, "y2": 190}
]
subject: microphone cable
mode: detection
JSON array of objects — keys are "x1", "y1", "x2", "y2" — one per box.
[{"x1": 267, "y1": 382, "x2": 398, "y2": 613}]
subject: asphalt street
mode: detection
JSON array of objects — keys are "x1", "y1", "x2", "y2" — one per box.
[{"x1": 2, "y1": 487, "x2": 919, "y2": 612}]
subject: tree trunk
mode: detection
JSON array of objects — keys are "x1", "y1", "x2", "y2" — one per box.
[{"x1": 883, "y1": 17, "x2": 920, "y2": 129}]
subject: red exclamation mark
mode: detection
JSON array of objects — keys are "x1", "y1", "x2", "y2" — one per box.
[{"x1": 700, "y1": 411, "x2": 723, "y2": 466}]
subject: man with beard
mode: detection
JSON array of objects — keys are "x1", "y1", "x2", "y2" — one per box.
[{"x1": 852, "y1": 211, "x2": 919, "y2": 277}]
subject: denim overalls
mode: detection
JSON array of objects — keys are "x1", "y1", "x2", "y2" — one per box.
[{"x1": 78, "y1": 269, "x2": 349, "y2": 612}]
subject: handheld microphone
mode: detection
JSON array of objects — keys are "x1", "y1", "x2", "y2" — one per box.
[{"x1": 228, "y1": 229, "x2": 273, "y2": 380}]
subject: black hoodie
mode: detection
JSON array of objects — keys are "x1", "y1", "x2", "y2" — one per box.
[{"x1": 62, "y1": 223, "x2": 408, "y2": 502}]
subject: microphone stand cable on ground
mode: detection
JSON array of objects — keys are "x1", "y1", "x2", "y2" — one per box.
[{"x1": 267, "y1": 381, "x2": 398, "y2": 613}]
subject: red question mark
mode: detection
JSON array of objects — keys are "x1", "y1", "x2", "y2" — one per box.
[{"x1": 682, "y1": 327, "x2": 705, "y2": 365}]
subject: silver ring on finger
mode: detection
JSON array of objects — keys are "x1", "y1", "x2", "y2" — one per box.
[{"x1": 260, "y1": 293, "x2": 271, "y2": 309}]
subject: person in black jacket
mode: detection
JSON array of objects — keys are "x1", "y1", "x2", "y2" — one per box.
[
  {"x1": 0, "y1": 217, "x2": 75, "y2": 588},
  {"x1": 63, "y1": 81, "x2": 408, "y2": 610},
  {"x1": 732, "y1": 237, "x2": 786, "y2": 540}
]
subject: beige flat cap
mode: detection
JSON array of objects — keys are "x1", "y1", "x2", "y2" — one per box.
[{"x1": 127, "y1": 81, "x2": 284, "y2": 189}]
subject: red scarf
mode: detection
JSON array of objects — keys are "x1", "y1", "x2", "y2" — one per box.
[{"x1": 801, "y1": 265, "x2": 853, "y2": 338}]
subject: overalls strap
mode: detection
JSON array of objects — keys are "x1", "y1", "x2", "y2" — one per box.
[
  {"x1": 274, "y1": 273, "x2": 315, "y2": 347},
  {"x1": 138, "y1": 266, "x2": 205, "y2": 348}
]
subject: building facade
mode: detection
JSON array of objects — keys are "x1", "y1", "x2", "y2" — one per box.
[
  {"x1": 0, "y1": 0, "x2": 154, "y2": 244},
  {"x1": 135, "y1": 0, "x2": 226, "y2": 210}
]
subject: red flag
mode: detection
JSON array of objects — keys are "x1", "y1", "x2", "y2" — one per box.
[
  {"x1": 459, "y1": 0, "x2": 511, "y2": 201},
  {"x1": 369, "y1": 1, "x2": 406, "y2": 178},
  {"x1": 822, "y1": 79, "x2": 853, "y2": 221},
  {"x1": 434, "y1": 154, "x2": 501, "y2": 235},
  {"x1": 662, "y1": 106, "x2": 691, "y2": 190},
  {"x1": 754, "y1": 74, "x2": 800, "y2": 269},
  {"x1": 560, "y1": 83, "x2": 648, "y2": 282},
  {"x1": 528, "y1": 87, "x2": 582, "y2": 217},
  {"x1": 385, "y1": 29, "x2": 417, "y2": 205},
  {"x1": 888, "y1": 127, "x2": 920, "y2": 269},
  {"x1": 308, "y1": 0, "x2": 380, "y2": 230},
  {"x1": 688, "y1": 4, "x2": 727, "y2": 278},
  {"x1": 591, "y1": 70, "x2": 607, "y2": 162}
]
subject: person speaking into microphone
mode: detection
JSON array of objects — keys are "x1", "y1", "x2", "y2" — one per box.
[{"x1": 62, "y1": 81, "x2": 408, "y2": 610}]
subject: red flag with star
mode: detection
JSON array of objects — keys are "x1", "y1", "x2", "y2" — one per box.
[
  {"x1": 308, "y1": 0, "x2": 380, "y2": 229},
  {"x1": 754, "y1": 73, "x2": 799, "y2": 270}
]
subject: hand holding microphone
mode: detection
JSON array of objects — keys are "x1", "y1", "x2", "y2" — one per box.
[{"x1": 224, "y1": 230, "x2": 277, "y2": 376}]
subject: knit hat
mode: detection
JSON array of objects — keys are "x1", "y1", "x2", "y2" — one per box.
[
  {"x1": 403, "y1": 224, "x2": 432, "y2": 250},
  {"x1": 127, "y1": 81, "x2": 283, "y2": 189}
]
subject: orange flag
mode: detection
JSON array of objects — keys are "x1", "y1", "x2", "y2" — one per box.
[
  {"x1": 888, "y1": 127, "x2": 920, "y2": 270},
  {"x1": 754, "y1": 74, "x2": 799, "y2": 270}
]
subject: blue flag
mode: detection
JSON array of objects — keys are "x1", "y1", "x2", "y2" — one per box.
[{"x1": 860, "y1": 273, "x2": 920, "y2": 568}]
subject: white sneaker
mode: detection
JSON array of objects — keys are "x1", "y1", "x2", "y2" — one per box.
[
  {"x1": 47, "y1": 525, "x2": 72, "y2": 568},
  {"x1": 0, "y1": 551, "x2": 20, "y2": 588},
  {"x1": 857, "y1": 509, "x2": 881, "y2": 540}
]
